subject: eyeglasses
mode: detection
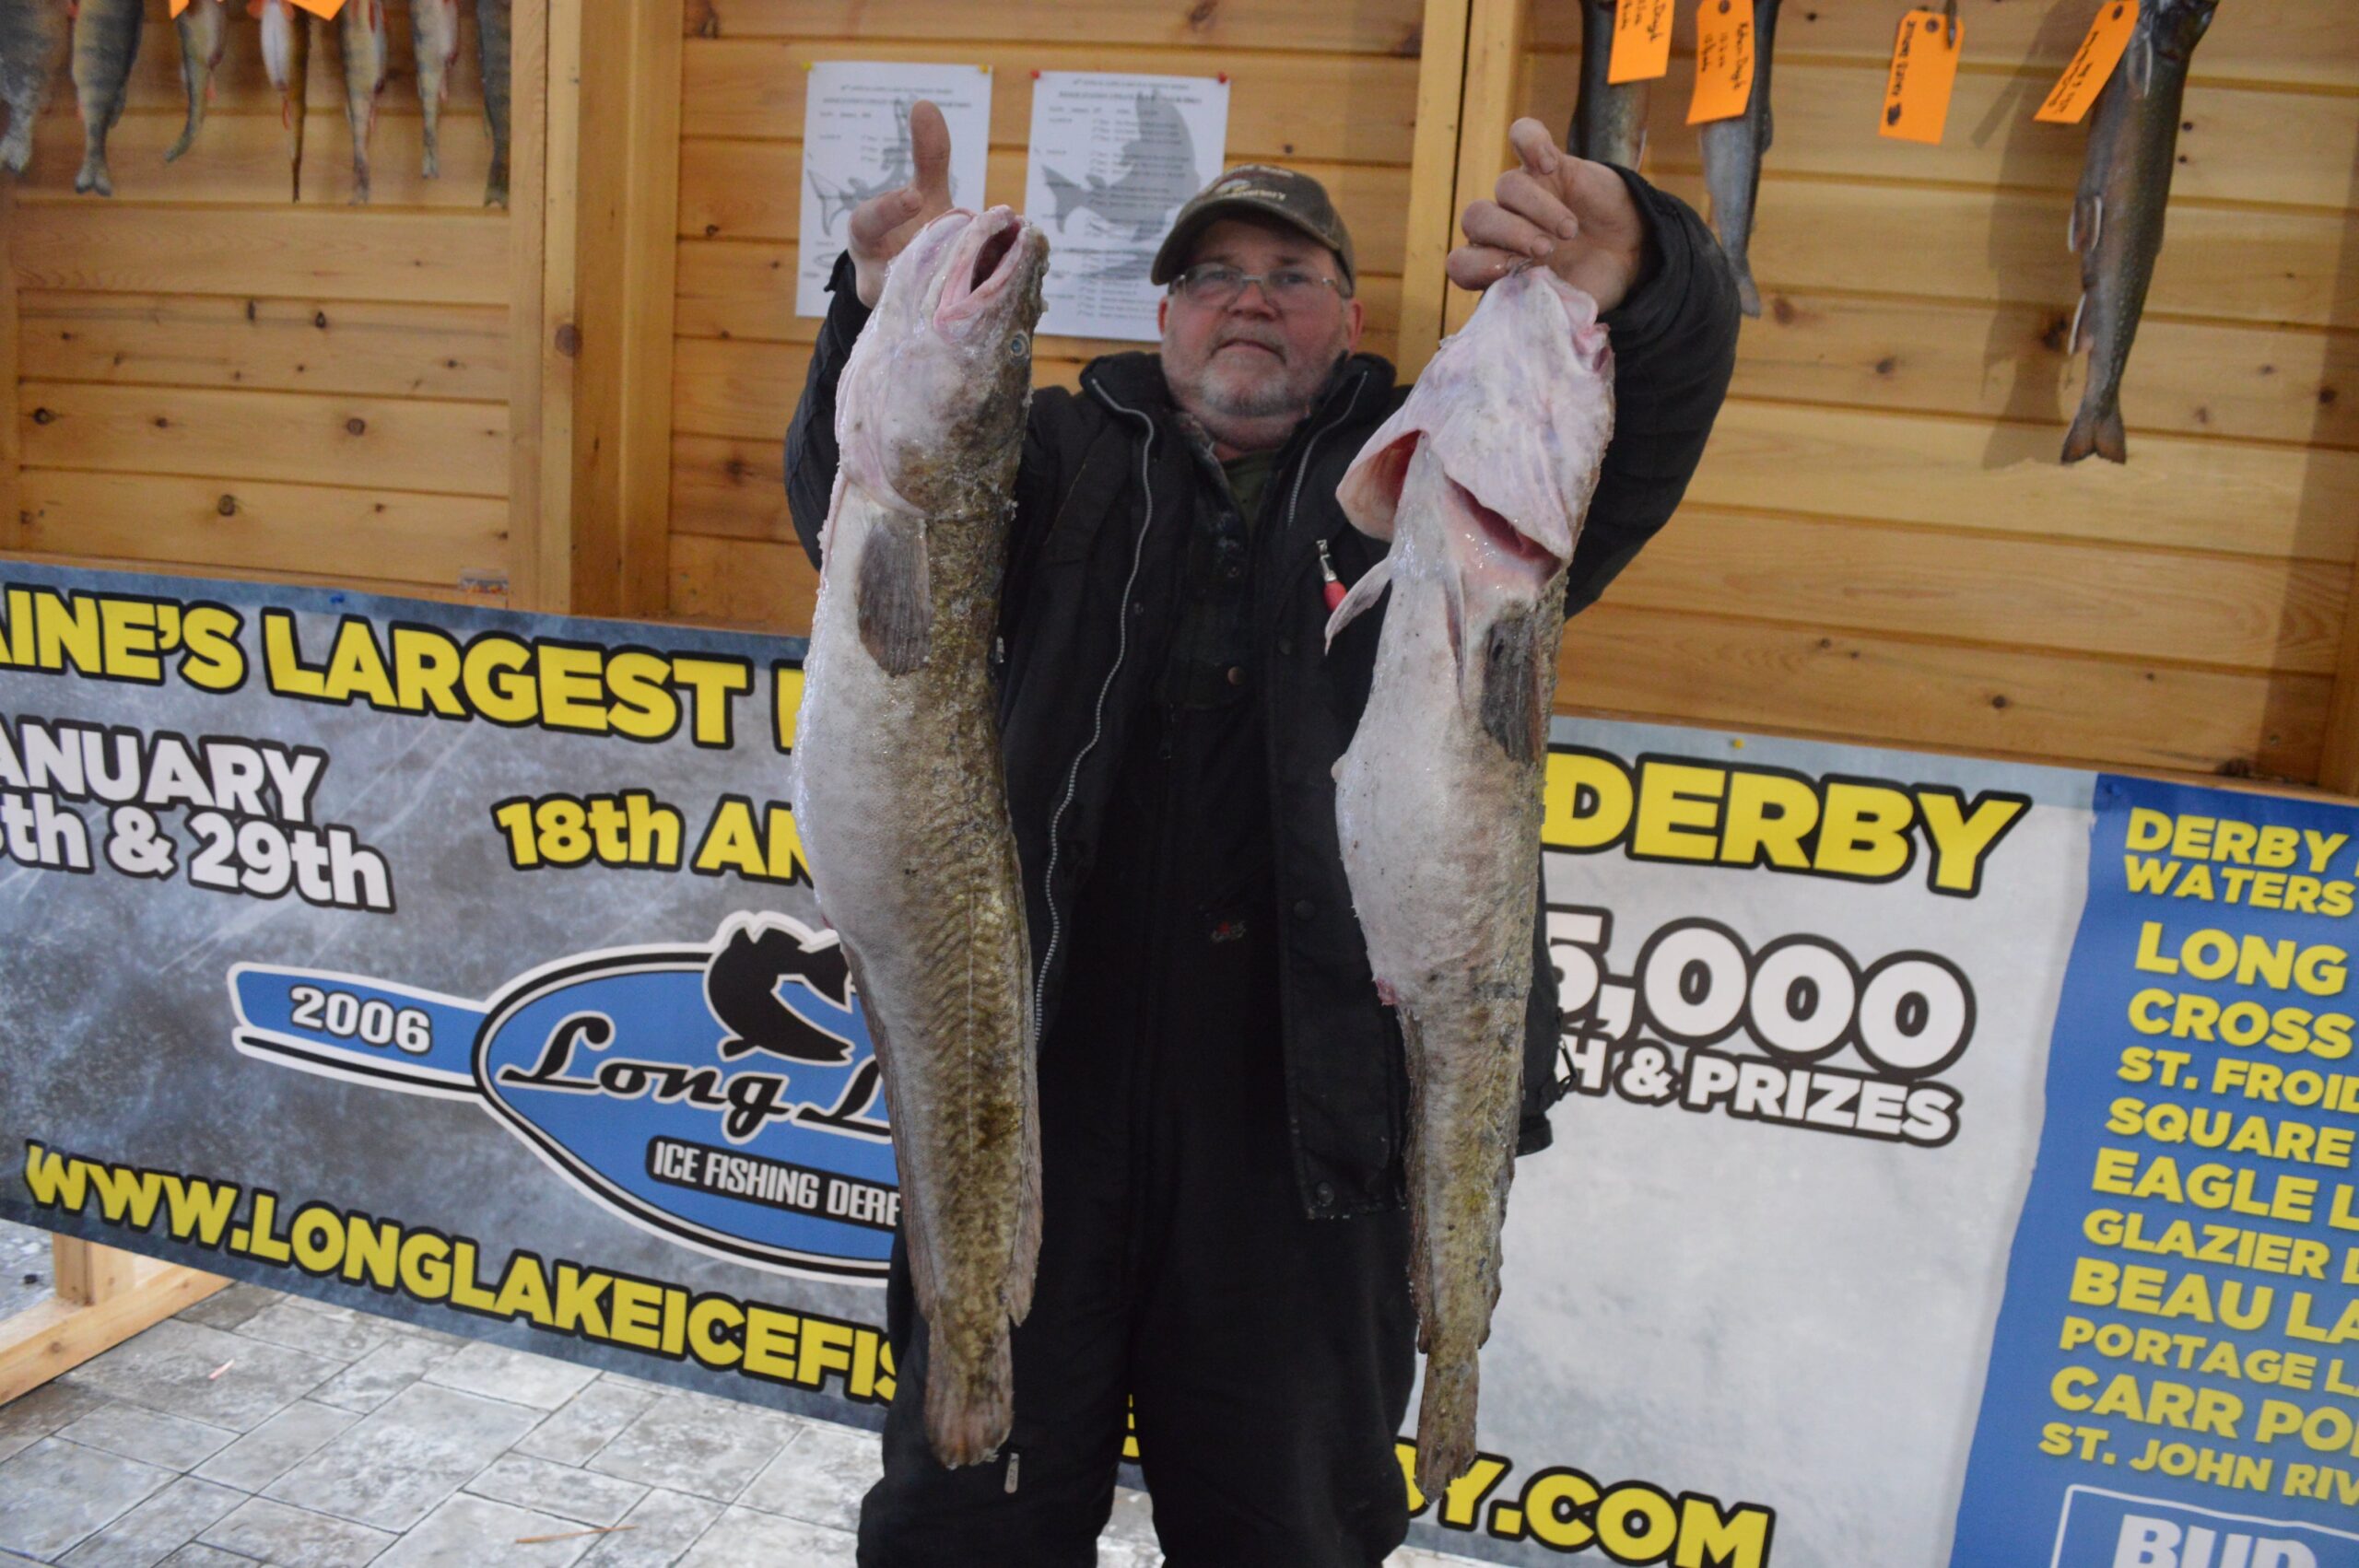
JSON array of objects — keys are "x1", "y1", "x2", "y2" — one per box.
[{"x1": 1168, "y1": 263, "x2": 1348, "y2": 310}]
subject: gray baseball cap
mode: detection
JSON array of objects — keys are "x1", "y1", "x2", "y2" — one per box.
[{"x1": 1150, "y1": 165, "x2": 1357, "y2": 291}]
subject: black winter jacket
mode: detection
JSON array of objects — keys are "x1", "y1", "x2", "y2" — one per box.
[{"x1": 784, "y1": 169, "x2": 1741, "y2": 1220}]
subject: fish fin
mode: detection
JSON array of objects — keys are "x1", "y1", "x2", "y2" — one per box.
[
  {"x1": 1731, "y1": 254, "x2": 1761, "y2": 319},
  {"x1": 2128, "y1": 34, "x2": 2155, "y2": 99},
  {"x1": 1478, "y1": 606, "x2": 1555, "y2": 766},
  {"x1": 2070, "y1": 192, "x2": 2102, "y2": 257},
  {"x1": 2062, "y1": 404, "x2": 2128, "y2": 465},
  {"x1": 2069, "y1": 291, "x2": 2091, "y2": 357},
  {"x1": 855, "y1": 509, "x2": 933, "y2": 675},
  {"x1": 924, "y1": 1329, "x2": 1013, "y2": 1469},
  {"x1": 1322, "y1": 554, "x2": 1393, "y2": 649}
]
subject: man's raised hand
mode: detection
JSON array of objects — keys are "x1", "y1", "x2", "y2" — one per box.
[
  {"x1": 1448, "y1": 117, "x2": 1651, "y2": 312},
  {"x1": 849, "y1": 100, "x2": 957, "y2": 309}
]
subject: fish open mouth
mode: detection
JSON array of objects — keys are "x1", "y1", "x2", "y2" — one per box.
[{"x1": 936, "y1": 206, "x2": 1031, "y2": 328}]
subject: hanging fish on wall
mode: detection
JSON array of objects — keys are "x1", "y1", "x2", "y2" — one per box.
[
  {"x1": 2061, "y1": 0, "x2": 2223, "y2": 464},
  {"x1": 1568, "y1": 0, "x2": 1649, "y2": 170},
  {"x1": 0, "y1": 0, "x2": 71, "y2": 176},
  {"x1": 1698, "y1": 0, "x2": 1782, "y2": 317},
  {"x1": 337, "y1": 0, "x2": 387, "y2": 202},
  {"x1": 477, "y1": 0, "x2": 511, "y2": 206},
  {"x1": 168, "y1": 0, "x2": 232, "y2": 163},
  {"x1": 71, "y1": 0, "x2": 144, "y2": 196},
  {"x1": 256, "y1": 0, "x2": 310, "y2": 202},
  {"x1": 410, "y1": 0, "x2": 461, "y2": 179}
]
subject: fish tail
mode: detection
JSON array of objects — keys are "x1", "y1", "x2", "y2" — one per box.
[
  {"x1": 1402, "y1": 1000, "x2": 1523, "y2": 1495},
  {"x1": 1414, "y1": 1349, "x2": 1481, "y2": 1497},
  {"x1": 75, "y1": 138, "x2": 109, "y2": 197},
  {"x1": 923, "y1": 1329, "x2": 1014, "y2": 1469},
  {"x1": 2062, "y1": 401, "x2": 2127, "y2": 465},
  {"x1": 1731, "y1": 252, "x2": 1761, "y2": 318}
]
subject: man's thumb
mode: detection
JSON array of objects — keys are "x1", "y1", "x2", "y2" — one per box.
[{"x1": 910, "y1": 99, "x2": 953, "y2": 202}]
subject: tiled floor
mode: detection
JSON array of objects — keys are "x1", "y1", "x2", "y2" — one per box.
[{"x1": 0, "y1": 1224, "x2": 1481, "y2": 1567}]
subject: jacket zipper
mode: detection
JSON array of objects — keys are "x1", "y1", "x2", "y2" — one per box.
[{"x1": 1032, "y1": 382, "x2": 1160, "y2": 1030}]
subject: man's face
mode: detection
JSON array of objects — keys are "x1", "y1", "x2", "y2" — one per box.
[{"x1": 1158, "y1": 216, "x2": 1365, "y2": 427}]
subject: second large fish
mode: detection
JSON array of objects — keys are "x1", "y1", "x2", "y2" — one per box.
[
  {"x1": 1327, "y1": 264, "x2": 1614, "y2": 1493},
  {"x1": 791, "y1": 206, "x2": 1050, "y2": 1469},
  {"x1": 2061, "y1": 0, "x2": 2222, "y2": 464},
  {"x1": 1698, "y1": 0, "x2": 1781, "y2": 316}
]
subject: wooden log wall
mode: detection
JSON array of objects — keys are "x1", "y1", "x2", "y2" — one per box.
[
  {"x1": 663, "y1": 0, "x2": 1426, "y2": 631},
  {"x1": 1509, "y1": 0, "x2": 2359, "y2": 781},
  {"x1": 3, "y1": 0, "x2": 526, "y2": 606}
]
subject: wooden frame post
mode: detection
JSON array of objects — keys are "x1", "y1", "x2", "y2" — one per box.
[
  {"x1": 570, "y1": 0, "x2": 684, "y2": 620},
  {"x1": 1399, "y1": 0, "x2": 1476, "y2": 378},
  {"x1": 1, "y1": 172, "x2": 20, "y2": 544},
  {"x1": 1441, "y1": 0, "x2": 1533, "y2": 340},
  {"x1": 0, "y1": 1239, "x2": 226, "y2": 1407},
  {"x1": 508, "y1": 0, "x2": 581, "y2": 614}
]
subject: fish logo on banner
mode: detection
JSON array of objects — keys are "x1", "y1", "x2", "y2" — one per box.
[{"x1": 226, "y1": 915, "x2": 898, "y2": 1281}]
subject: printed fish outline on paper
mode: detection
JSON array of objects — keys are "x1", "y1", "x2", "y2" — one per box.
[{"x1": 1039, "y1": 89, "x2": 1201, "y2": 242}]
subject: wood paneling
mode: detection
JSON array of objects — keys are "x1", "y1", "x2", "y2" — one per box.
[
  {"x1": 19, "y1": 111, "x2": 499, "y2": 210},
  {"x1": 681, "y1": 41, "x2": 1418, "y2": 167},
  {"x1": 1725, "y1": 290, "x2": 2359, "y2": 453},
  {"x1": 1557, "y1": 602, "x2": 2330, "y2": 782},
  {"x1": 12, "y1": 471, "x2": 510, "y2": 585},
  {"x1": 1525, "y1": 1, "x2": 2359, "y2": 91},
  {"x1": 18, "y1": 293, "x2": 508, "y2": 401},
  {"x1": 12, "y1": 206, "x2": 511, "y2": 307},
  {"x1": 2, "y1": 0, "x2": 527, "y2": 606},
  {"x1": 684, "y1": 0, "x2": 1428, "y2": 58},
  {"x1": 1521, "y1": 55, "x2": 2359, "y2": 212},
  {"x1": 18, "y1": 382, "x2": 508, "y2": 496},
  {"x1": 677, "y1": 143, "x2": 1413, "y2": 275}
]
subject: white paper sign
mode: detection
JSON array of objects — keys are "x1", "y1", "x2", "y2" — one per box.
[
  {"x1": 798, "y1": 63, "x2": 993, "y2": 319},
  {"x1": 1023, "y1": 72, "x2": 1230, "y2": 342}
]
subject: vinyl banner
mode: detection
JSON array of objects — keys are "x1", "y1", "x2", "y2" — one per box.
[
  {"x1": 5, "y1": 563, "x2": 2351, "y2": 1566},
  {"x1": 1952, "y1": 776, "x2": 2359, "y2": 1568}
]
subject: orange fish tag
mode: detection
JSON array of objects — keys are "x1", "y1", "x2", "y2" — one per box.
[
  {"x1": 1609, "y1": 0, "x2": 1675, "y2": 85},
  {"x1": 2036, "y1": 0, "x2": 2139, "y2": 124},
  {"x1": 1881, "y1": 8, "x2": 1963, "y2": 144},
  {"x1": 1686, "y1": 0, "x2": 1757, "y2": 125},
  {"x1": 170, "y1": 0, "x2": 187, "y2": 16},
  {"x1": 288, "y1": 0, "x2": 347, "y2": 17}
]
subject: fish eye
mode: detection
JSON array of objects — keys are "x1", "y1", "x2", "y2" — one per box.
[{"x1": 1007, "y1": 333, "x2": 1029, "y2": 360}]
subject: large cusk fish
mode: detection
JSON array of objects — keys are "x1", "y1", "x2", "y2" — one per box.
[
  {"x1": 791, "y1": 206, "x2": 1050, "y2": 1469},
  {"x1": 2062, "y1": 0, "x2": 2221, "y2": 464},
  {"x1": 1327, "y1": 265, "x2": 1614, "y2": 1493}
]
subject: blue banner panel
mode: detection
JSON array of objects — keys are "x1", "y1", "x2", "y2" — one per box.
[{"x1": 1953, "y1": 775, "x2": 2359, "y2": 1566}]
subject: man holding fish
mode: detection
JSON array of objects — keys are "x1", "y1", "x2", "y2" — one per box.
[{"x1": 784, "y1": 99, "x2": 1740, "y2": 1567}]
